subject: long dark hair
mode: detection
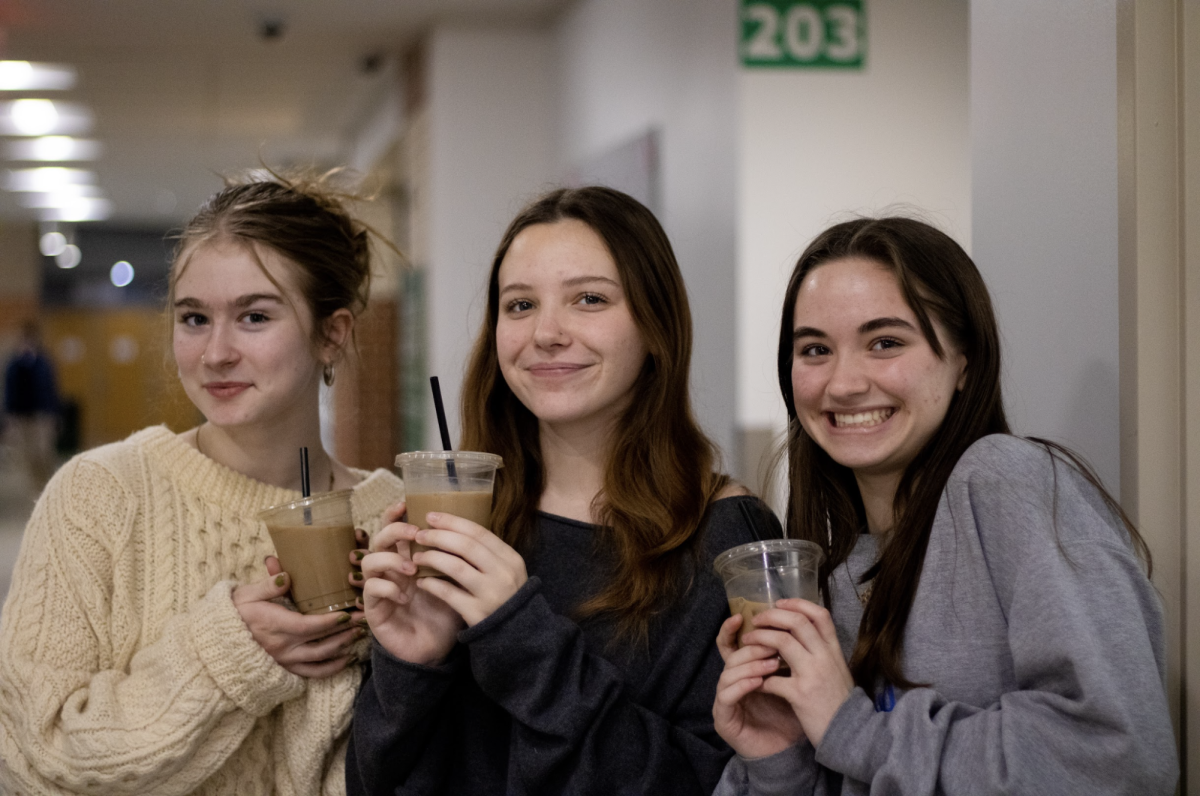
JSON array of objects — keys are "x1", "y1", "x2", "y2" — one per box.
[
  {"x1": 777, "y1": 217, "x2": 1149, "y2": 692},
  {"x1": 461, "y1": 186, "x2": 728, "y2": 641}
]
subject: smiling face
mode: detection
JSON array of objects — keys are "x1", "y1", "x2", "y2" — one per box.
[
  {"x1": 790, "y1": 256, "x2": 967, "y2": 486},
  {"x1": 172, "y1": 239, "x2": 329, "y2": 432},
  {"x1": 495, "y1": 219, "x2": 649, "y2": 436}
]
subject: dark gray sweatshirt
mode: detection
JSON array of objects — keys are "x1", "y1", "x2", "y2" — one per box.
[
  {"x1": 347, "y1": 495, "x2": 782, "y2": 795},
  {"x1": 715, "y1": 435, "x2": 1178, "y2": 796}
]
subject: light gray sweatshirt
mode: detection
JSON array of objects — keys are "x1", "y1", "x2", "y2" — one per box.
[{"x1": 714, "y1": 435, "x2": 1178, "y2": 796}]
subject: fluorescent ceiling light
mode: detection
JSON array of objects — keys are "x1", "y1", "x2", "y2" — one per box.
[
  {"x1": 0, "y1": 61, "x2": 76, "y2": 91},
  {"x1": 40, "y1": 198, "x2": 113, "y2": 223},
  {"x1": 0, "y1": 100, "x2": 93, "y2": 136},
  {"x1": 18, "y1": 187, "x2": 105, "y2": 209},
  {"x1": 5, "y1": 167, "x2": 96, "y2": 191},
  {"x1": 5, "y1": 136, "x2": 102, "y2": 161}
]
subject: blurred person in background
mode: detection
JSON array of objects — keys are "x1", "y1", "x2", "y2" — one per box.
[
  {"x1": 348, "y1": 186, "x2": 781, "y2": 795},
  {"x1": 0, "y1": 173, "x2": 404, "y2": 795},
  {"x1": 4, "y1": 320, "x2": 61, "y2": 492}
]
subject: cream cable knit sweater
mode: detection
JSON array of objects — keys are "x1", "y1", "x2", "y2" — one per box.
[{"x1": 0, "y1": 426, "x2": 405, "y2": 796}]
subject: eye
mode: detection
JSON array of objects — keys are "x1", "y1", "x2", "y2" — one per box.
[
  {"x1": 243, "y1": 311, "x2": 270, "y2": 325},
  {"x1": 796, "y1": 342, "x2": 830, "y2": 357},
  {"x1": 870, "y1": 337, "x2": 904, "y2": 352},
  {"x1": 178, "y1": 312, "x2": 207, "y2": 328},
  {"x1": 577, "y1": 292, "x2": 607, "y2": 307},
  {"x1": 505, "y1": 298, "x2": 534, "y2": 314}
]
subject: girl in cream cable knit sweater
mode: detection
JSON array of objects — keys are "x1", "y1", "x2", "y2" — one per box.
[{"x1": 0, "y1": 173, "x2": 404, "y2": 795}]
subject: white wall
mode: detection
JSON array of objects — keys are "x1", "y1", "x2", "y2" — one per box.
[
  {"x1": 426, "y1": 27, "x2": 556, "y2": 448},
  {"x1": 737, "y1": 0, "x2": 971, "y2": 436},
  {"x1": 971, "y1": 0, "x2": 1121, "y2": 492},
  {"x1": 554, "y1": 0, "x2": 739, "y2": 461}
]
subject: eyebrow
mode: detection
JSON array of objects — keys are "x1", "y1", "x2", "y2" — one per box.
[
  {"x1": 173, "y1": 293, "x2": 285, "y2": 309},
  {"x1": 792, "y1": 316, "x2": 917, "y2": 340},
  {"x1": 498, "y1": 275, "x2": 620, "y2": 296}
]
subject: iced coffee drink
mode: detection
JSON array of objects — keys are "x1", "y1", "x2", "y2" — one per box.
[
  {"x1": 714, "y1": 539, "x2": 824, "y2": 673},
  {"x1": 394, "y1": 451, "x2": 503, "y2": 578},
  {"x1": 259, "y1": 490, "x2": 359, "y2": 615}
]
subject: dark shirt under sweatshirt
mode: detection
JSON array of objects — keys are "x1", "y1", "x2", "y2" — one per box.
[{"x1": 347, "y1": 495, "x2": 782, "y2": 796}]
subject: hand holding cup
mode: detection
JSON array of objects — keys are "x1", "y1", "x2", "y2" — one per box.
[
  {"x1": 712, "y1": 611, "x2": 805, "y2": 759},
  {"x1": 360, "y1": 501, "x2": 463, "y2": 666}
]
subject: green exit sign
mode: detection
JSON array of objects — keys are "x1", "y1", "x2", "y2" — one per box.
[{"x1": 741, "y1": 0, "x2": 866, "y2": 69}]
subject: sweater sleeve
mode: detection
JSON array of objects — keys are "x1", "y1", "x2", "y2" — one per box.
[
  {"x1": 714, "y1": 745, "x2": 820, "y2": 796},
  {"x1": 812, "y1": 439, "x2": 1179, "y2": 795},
  {"x1": 0, "y1": 456, "x2": 306, "y2": 796},
  {"x1": 460, "y1": 575, "x2": 732, "y2": 795}
]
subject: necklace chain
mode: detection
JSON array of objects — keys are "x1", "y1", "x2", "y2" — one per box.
[{"x1": 195, "y1": 425, "x2": 335, "y2": 492}]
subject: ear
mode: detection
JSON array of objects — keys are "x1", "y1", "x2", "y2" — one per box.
[
  {"x1": 320, "y1": 308, "x2": 354, "y2": 363},
  {"x1": 955, "y1": 353, "x2": 968, "y2": 392}
]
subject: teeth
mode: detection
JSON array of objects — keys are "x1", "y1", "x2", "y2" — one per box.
[{"x1": 833, "y1": 409, "x2": 893, "y2": 428}]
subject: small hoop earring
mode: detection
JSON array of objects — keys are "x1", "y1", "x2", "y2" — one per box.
[
  {"x1": 201, "y1": 354, "x2": 206, "y2": 366},
  {"x1": 323, "y1": 363, "x2": 335, "y2": 386}
]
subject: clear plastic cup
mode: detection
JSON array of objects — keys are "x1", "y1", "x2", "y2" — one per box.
[
  {"x1": 713, "y1": 539, "x2": 825, "y2": 652},
  {"x1": 258, "y1": 490, "x2": 358, "y2": 615},
  {"x1": 394, "y1": 451, "x2": 503, "y2": 578}
]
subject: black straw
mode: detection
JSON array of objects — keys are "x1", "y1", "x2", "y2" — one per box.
[
  {"x1": 300, "y1": 447, "x2": 313, "y2": 524},
  {"x1": 430, "y1": 377, "x2": 459, "y2": 487},
  {"x1": 300, "y1": 447, "x2": 312, "y2": 498}
]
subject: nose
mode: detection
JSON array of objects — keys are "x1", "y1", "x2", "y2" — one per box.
[
  {"x1": 826, "y1": 352, "x2": 869, "y2": 401},
  {"x1": 201, "y1": 320, "x2": 239, "y2": 369},
  {"x1": 531, "y1": 307, "x2": 569, "y2": 349}
]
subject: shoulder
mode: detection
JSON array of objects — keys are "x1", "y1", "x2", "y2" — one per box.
[
  {"x1": 943, "y1": 434, "x2": 1128, "y2": 550},
  {"x1": 48, "y1": 427, "x2": 167, "y2": 496},
  {"x1": 29, "y1": 428, "x2": 169, "y2": 546},
  {"x1": 700, "y1": 494, "x2": 784, "y2": 560}
]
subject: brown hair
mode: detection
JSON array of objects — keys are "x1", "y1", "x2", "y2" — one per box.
[
  {"x1": 776, "y1": 216, "x2": 1150, "y2": 692},
  {"x1": 461, "y1": 186, "x2": 728, "y2": 641},
  {"x1": 168, "y1": 170, "x2": 376, "y2": 371}
]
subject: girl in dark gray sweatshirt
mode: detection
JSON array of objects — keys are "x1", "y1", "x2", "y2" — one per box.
[{"x1": 712, "y1": 217, "x2": 1177, "y2": 795}]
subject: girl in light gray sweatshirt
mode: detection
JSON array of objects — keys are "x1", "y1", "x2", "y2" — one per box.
[{"x1": 712, "y1": 217, "x2": 1177, "y2": 796}]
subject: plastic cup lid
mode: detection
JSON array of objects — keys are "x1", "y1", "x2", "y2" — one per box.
[
  {"x1": 712, "y1": 538, "x2": 825, "y2": 576},
  {"x1": 394, "y1": 450, "x2": 504, "y2": 468},
  {"x1": 257, "y1": 488, "x2": 354, "y2": 521}
]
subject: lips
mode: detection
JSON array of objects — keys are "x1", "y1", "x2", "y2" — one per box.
[
  {"x1": 526, "y1": 362, "x2": 590, "y2": 376},
  {"x1": 204, "y1": 381, "x2": 251, "y2": 398},
  {"x1": 829, "y1": 408, "x2": 895, "y2": 428}
]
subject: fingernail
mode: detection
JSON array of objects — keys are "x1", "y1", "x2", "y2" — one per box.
[
  {"x1": 353, "y1": 550, "x2": 365, "y2": 561},
  {"x1": 354, "y1": 628, "x2": 366, "y2": 639},
  {"x1": 337, "y1": 612, "x2": 351, "y2": 624},
  {"x1": 351, "y1": 571, "x2": 363, "y2": 581},
  {"x1": 274, "y1": 574, "x2": 286, "y2": 587},
  {"x1": 426, "y1": 512, "x2": 439, "y2": 522}
]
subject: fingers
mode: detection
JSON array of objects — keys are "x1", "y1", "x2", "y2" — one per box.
[
  {"x1": 774, "y1": 599, "x2": 838, "y2": 645},
  {"x1": 362, "y1": 550, "x2": 416, "y2": 582},
  {"x1": 382, "y1": 500, "x2": 407, "y2": 525},
  {"x1": 423, "y1": 512, "x2": 507, "y2": 552},
  {"x1": 264, "y1": 556, "x2": 282, "y2": 577},
  {"x1": 233, "y1": 571, "x2": 291, "y2": 605},
  {"x1": 290, "y1": 655, "x2": 352, "y2": 679},
  {"x1": 717, "y1": 614, "x2": 743, "y2": 661},
  {"x1": 371, "y1": 520, "x2": 419, "y2": 554},
  {"x1": 745, "y1": 606, "x2": 828, "y2": 655},
  {"x1": 294, "y1": 624, "x2": 365, "y2": 662},
  {"x1": 363, "y1": 574, "x2": 410, "y2": 606}
]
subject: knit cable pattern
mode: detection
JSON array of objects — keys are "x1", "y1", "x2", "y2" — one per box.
[{"x1": 0, "y1": 426, "x2": 404, "y2": 796}]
